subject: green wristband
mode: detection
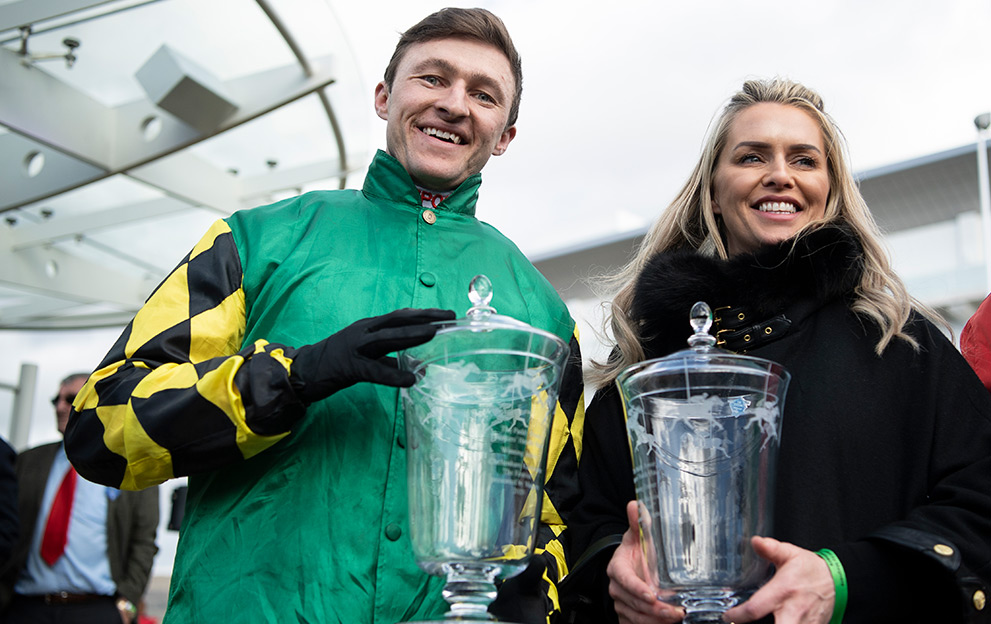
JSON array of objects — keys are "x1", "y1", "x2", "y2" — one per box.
[{"x1": 816, "y1": 548, "x2": 848, "y2": 624}]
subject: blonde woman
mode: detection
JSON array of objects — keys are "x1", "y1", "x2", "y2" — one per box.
[{"x1": 565, "y1": 79, "x2": 991, "y2": 624}]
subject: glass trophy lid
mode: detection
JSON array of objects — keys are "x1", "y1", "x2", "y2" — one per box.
[
  {"x1": 618, "y1": 301, "x2": 789, "y2": 384},
  {"x1": 427, "y1": 274, "x2": 567, "y2": 351},
  {"x1": 399, "y1": 275, "x2": 569, "y2": 378}
]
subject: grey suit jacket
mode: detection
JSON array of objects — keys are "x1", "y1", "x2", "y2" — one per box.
[{"x1": 0, "y1": 442, "x2": 159, "y2": 609}]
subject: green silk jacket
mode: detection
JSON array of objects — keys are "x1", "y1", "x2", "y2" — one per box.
[{"x1": 65, "y1": 151, "x2": 585, "y2": 623}]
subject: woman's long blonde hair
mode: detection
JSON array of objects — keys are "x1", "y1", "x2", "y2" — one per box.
[{"x1": 591, "y1": 78, "x2": 945, "y2": 388}]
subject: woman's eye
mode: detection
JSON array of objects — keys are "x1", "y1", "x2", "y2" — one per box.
[
  {"x1": 739, "y1": 154, "x2": 761, "y2": 164},
  {"x1": 795, "y1": 156, "x2": 817, "y2": 167}
]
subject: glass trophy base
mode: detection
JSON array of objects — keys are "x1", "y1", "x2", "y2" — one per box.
[{"x1": 674, "y1": 588, "x2": 747, "y2": 623}]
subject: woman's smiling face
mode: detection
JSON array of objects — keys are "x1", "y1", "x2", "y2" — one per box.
[{"x1": 712, "y1": 102, "x2": 831, "y2": 256}]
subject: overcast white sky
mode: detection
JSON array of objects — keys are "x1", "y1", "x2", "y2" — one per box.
[{"x1": 1, "y1": 0, "x2": 990, "y2": 576}]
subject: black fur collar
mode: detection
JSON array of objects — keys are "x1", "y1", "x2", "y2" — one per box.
[{"x1": 631, "y1": 225, "x2": 864, "y2": 356}]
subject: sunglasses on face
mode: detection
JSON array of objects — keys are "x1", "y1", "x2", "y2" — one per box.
[{"x1": 51, "y1": 393, "x2": 76, "y2": 407}]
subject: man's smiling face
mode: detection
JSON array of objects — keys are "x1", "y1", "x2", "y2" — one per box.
[{"x1": 374, "y1": 37, "x2": 517, "y2": 191}]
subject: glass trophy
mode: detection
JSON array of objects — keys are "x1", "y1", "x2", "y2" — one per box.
[
  {"x1": 617, "y1": 302, "x2": 790, "y2": 623},
  {"x1": 398, "y1": 275, "x2": 570, "y2": 622}
]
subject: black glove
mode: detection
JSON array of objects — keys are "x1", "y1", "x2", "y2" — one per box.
[
  {"x1": 289, "y1": 307, "x2": 455, "y2": 404},
  {"x1": 490, "y1": 557, "x2": 550, "y2": 623}
]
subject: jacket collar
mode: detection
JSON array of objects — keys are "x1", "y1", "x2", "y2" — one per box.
[
  {"x1": 361, "y1": 150, "x2": 481, "y2": 217},
  {"x1": 631, "y1": 224, "x2": 864, "y2": 355}
]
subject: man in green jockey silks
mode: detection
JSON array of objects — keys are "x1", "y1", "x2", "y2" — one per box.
[{"x1": 64, "y1": 7, "x2": 584, "y2": 624}]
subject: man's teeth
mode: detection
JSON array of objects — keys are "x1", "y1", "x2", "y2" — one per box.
[
  {"x1": 757, "y1": 202, "x2": 797, "y2": 214},
  {"x1": 421, "y1": 127, "x2": 462, "y2": 144}
]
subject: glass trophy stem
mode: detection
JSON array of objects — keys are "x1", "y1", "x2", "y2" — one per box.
[
  {"x1": 681, "y1": 590, "x2": 739, "y2": 623},
  {"x1": 684, "y1": 612, "x2": 729, "y2": 624},
  {"x1": 441, "y1": 563, "x2": 499, "y2": 620}
]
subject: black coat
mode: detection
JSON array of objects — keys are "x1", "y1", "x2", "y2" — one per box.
[
  {"x1": 565, "y1": 226, "x2": 991, "y2": 623},
  {"x1": 0, "y1": 439, "x2": 16, "y2": 564}
]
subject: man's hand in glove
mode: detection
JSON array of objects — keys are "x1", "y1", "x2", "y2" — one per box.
[{"x1": 289, "y1": 307, "x2": 456, "y2": 404}]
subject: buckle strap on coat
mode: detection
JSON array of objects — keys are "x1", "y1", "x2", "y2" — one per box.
[{"x1": 713, "y1": 307, "x2": 792, "y2": 352}]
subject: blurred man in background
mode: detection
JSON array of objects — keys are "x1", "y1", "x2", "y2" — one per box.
[{"x1": 1, "y1": 373, "x2": 159, "y2": 624}]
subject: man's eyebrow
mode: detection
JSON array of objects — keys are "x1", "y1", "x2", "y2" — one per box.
[
  {"x1": 732, "y1": 140, "x2": 823, "y2": 153},
  {"x1": 408, "y1": 57, "x2": 508, "y2": 103}
]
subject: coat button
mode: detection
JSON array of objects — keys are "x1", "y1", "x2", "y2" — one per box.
[
  {"x1": 974, "y1": 590, "x2": 987, "y2": 611},
  {"x1": 385, "y1": 523, "x2": 402, "y2": 541},
  {"x1": 419, "y1": 272, "x2": 436, "y2": 287},
  {"x1": 422, "y1": 209, "x2": 437, "y2": 225},
  {"x1": 933, "y1": 544, "x2": 954, "y2": 557}
]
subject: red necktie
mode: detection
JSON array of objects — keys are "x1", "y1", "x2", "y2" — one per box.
[{"x1": 40, "y1": 465, "x2": 77, "y2": 566}]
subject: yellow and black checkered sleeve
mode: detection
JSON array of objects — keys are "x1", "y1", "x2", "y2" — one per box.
[
  {"x1": 492, "y1": 328, "x2": 584, "y2": 622},
  {"x1": 64, "y1": 220, "x2": 306, "y2": 491},
  {"x1": 536, "y1": 328, "x2": 585, "y2": 620}
]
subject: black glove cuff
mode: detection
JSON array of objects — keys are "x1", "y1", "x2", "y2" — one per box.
[{"x1": 235, "y1": 344, "x2": 308, "y2": 434}]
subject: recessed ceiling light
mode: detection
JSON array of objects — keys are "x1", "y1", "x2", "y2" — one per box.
[
  {"x1": 142, "y1": 115, "x2": 163, "y2": 141},
  {"x1": 24, "y1": 152, "x2": 45, "y2": 178}
]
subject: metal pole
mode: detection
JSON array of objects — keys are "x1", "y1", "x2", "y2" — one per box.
[
  {"x1": 8, "y1": 363, "x2": 38, "y2": 450},
  {"x1": 977, "y1": 113, "x2": 991, "y2": 292}
]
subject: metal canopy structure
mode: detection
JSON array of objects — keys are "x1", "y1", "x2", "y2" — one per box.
[
  {"x1": 857, "y1": 143, "x2": 991, "y2": 234},
  {"x1": 0, "y1": 0, "x2": 367, "y2": 330}
]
